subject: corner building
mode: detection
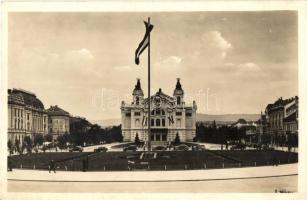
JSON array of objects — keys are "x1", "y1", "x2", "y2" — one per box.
[
  {"x1": 8, "y1": 89, "x2": 48, "y2": 145},
  {"x1": 121, "y1": 78, "x2": 197, "y2": 146}
]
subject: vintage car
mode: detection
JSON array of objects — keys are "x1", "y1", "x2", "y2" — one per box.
[
  {"x1": 94, "y1": 147, "x2": 108, "y2": 152},
  {"x1": 123, "y1": 145, "x2": 137, "y2": 152},
  {"x1": 69, "y1": 146, "x2": 83, "y2": 152}
]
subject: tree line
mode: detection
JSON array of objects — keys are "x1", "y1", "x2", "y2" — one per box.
[{"x1": 7, "y1": 117, "x2": 123, "y2": 155}]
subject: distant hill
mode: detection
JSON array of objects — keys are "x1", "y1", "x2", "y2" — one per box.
[
  {"x1": 91, "y1": 113, "x2": 260, "y2": 127},
  {"x1": 196, "y1": 113, "x2": 260, "y2": 122},
  {"x1": 90, "y1": 118, "x2": 121, "y2": 128}
]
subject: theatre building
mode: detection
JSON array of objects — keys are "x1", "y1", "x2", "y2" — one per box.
[{"x1": 121, "y1": 78, "x2": 197, "y2": 146}]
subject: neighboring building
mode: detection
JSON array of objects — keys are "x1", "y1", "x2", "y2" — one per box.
[
  {"x1": 255, "y1": 111, "x2": 268, "y2": 143},
  {"x1": 47, "y1": 105, "x2": 70, "y2": 140},
  {"x1": 121, "y1": 78, "x2": 197, "y2": 146},
  {"x1": 232, "y1": 118, "x2": 257, "y2": 129},
  {"x1": 283, "y1": 96, "x2": 298, "y2": 134},
  {"x1": 8, "y1": 89, "x2": 48, "y2": 145},
  {"x1": 265, "y1": 96, "x2": 298, "y2": 136}
]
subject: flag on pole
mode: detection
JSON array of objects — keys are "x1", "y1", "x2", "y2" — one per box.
[
  {"x1": 135, "y1": 21, "x2": 154, "y2": 65},
  {"x1": 168, "y1": 115, "x2": 174, "y2": 124},
  {"x1": 142, "y1": 116, "x2": 147, "y2": 126}
]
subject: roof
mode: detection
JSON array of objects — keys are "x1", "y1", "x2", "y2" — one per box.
[
  {"x1": 47, "y1": 105, "x2": 70, "y2": 117},
  {"x1": 266, "y1": 96, "x2": 298, "y2": 112},
  {"x1": 173, "y1": 78, "x2": 184, "y2": 96},
  {"x1": 8, "y1": 89, "x2": 45, "y2": 110},
  {"x1": 144, "y1": 88, "x2": 176, "y2": 104},
  {"x1": 132, "y1": 78, "x2": 144, "y2": 96},
  {"x1": 284, "y1": 112, "x2": 297, "y2": 123}
]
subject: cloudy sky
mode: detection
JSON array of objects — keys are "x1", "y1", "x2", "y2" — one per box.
[{"x1": 8, "y1": 12, "x2": 297, "y2": 120}]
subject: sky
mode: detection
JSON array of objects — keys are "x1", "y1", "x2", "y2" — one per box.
[{"x1": 8, "y1": 12, "x2": 298, "y2": 120}]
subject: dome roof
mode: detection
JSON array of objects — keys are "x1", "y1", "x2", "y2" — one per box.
[
  {"x1": 132, "y1": 78, "x2": 144, "y2": 96},
  {"x1": 8, "y1": 89, "x2": 45, "y2": 110},
  {"x1": 173, "y1": 78, "x2": 184, "y2": 96}
]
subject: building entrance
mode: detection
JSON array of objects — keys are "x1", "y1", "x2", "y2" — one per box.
[{"x1": 150, "y1": 128, "x2": 167, "y2": 142}]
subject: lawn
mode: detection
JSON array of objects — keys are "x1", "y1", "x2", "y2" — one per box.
[{"x1": 8, "y1": 150, "x2": 298, "y2": 171}]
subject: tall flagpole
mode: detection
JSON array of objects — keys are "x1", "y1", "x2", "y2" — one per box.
[{"x1": 147, "y1": 17, "x2": 151, "y2": 151}]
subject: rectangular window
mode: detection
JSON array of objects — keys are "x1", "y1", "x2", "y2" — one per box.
[
  {"x1": 162, "y1": 134, "x2": 167, "y2": 141},
  {"x1": 176, "y1": 112, "x2": 182, "y2": 116},
  {"x1": 134, "y1": 112, "x2": 141, "y2": 116},
  {"x1": 156, "y1": 134, "x2": 161, "y2": 141},
  {"x1": 151, "y1": 134, "x2": 154, "y2": 141},
  {"x1": 125, "y1": 113, "x2": 131, "y2": 117},
  {"x1": 186, "y1": 113, "x2": 192, "y2": 117}
]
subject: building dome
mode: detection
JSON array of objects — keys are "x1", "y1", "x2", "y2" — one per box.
[
  {"x1": 8, "y1": 89, "x2": 45, "y2": 110},
  {"x1": 173, "y1": 78, "x2": 184, "y2": 96},
  {"x1": 132, "y1": 78, "x2": 144, "y2": 96}
]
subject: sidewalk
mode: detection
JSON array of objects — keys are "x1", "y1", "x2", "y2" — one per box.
[{"x1": 8, "y1": 163, "x2": 297, "y2": 182}]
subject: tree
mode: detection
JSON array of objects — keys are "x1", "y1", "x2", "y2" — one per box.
[
  {"x1": 34, "y1": 134, "x2": 44, "y2": 147},
  {"x1": 134, "y1": 133, "x2": 140, "y2": 145},
  {"x1": 7, "y1": 140, "x2": 13, "y2": 155},
  {"x1": 44, "y1": 133, "x2": 53, "y2": 142},
  {"x1": 24, "y1": 136, "x2": 32, "y2": 147},
  {"x1": 14, "y1": 139, "x2": 20, "y2": 154},
  {"x1": 174, "y1": 133, "x2": 181, "y2": 145},
  {"x1": 7, "y1": 140, "x2": 12, "y2": 151}
]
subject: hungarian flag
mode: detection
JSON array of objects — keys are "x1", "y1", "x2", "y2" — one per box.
[
  {"x1": 135, "y1": 21, "x2": 154, "y2": 65},
  {"x1": 142, "y1": 116, "x2": 147, "y2": 126},
  {"x1": 168, "y1": 115, "x2": 174, "y2": 124}
]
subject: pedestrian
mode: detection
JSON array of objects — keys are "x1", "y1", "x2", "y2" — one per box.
[{"x1": 49, "y1": 160, "x2": 56, "y2": 173}]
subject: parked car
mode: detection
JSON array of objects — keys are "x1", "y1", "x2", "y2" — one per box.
[
  {"x1": 197, "y1": 145, "x2": 206, "y2": 151},
  {"x1": 230, "y1": 143, "x2": 246, "y2": 150},
  {"x1": 69, "y1": 146, "x2": 83, "y2": 152},
  {"x1": 262, "y1": 144, "x2": 274, "y2": 151},
  {"x1": 123, "y1": 145, "x2": 137, "y2": 152},
  {"x1": 94, "y1": 147, "x2": 108, "y2": 152},
  {"x1": 174, "y1": 144, "x2": 189, "y2": 151},
  {"x1": 153, "y1": 146, "x2": 166, "y2": 151},
  {"x1": 253, "y1": 144, "x2": 262, "y2": 150}
]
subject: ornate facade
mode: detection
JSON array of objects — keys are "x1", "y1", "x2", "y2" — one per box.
[
  {"x1": 8, "y1": 89, "x2": 48, "y2": 145},
  {"x1": 121, "y1": 78, "x2": 197, "y2": 146}
]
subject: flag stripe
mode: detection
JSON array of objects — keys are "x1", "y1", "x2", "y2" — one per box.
[{"x1": 135, "y1": 21, "x2": 153, "y2": 65}]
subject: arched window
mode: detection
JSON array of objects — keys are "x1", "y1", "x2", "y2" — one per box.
[
  {"x1": 162, "y1": 119, "x2": 165, "y2": 127},
  {"x1": 156, "y1": 119, "x2": 161, "y2": 126},
  {"x1": 151, "y1": 119, "x2": 155, "y2": 126},
  {"x1": 136, "y1": 96, "x2": 139, "y2": 105},
  {"x1": 177, "y1": 96, "x2": 181, "y2": 105},
  {"x1": 151, "y1": 110, "x2": 155, "y2": 115},
  {"x1": 161, "y1": 110, "x2": 165, "y2": 115}
]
